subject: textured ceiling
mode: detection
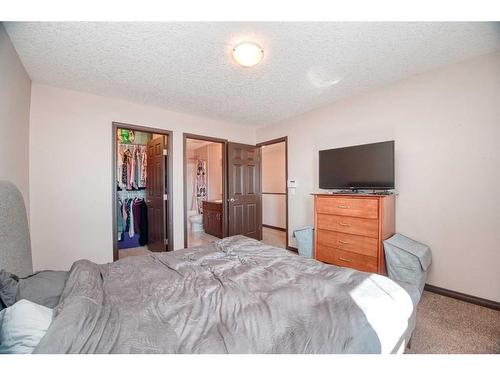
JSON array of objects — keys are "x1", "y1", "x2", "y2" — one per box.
[{"x1": 5, "y1": 22, "x2": 500, "y2": 127}]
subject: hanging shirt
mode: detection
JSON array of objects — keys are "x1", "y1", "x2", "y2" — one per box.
[
  {"x1": 117, "y1": 145, "x2": 128, "y2": 190},
  {"x1": 129, "y1": 146, "x2": 136, "y2": 190},
  {"x1": 139, "y1": 200, "x2": 149, "y2": 246},
  {"x1": 134, "y1": 147, "x2": 141, "y2": 189},
  {"x1": 133, "y1": 198, "x2": 142, "y2": 234},
  {"x1": 122, "y1": 198, "x2": 129, "y2": 231},
  {"x1": 117, "y1": 200, "x2": 124, "y2": 241},
  {"x1": 128, "y1": 198, "x2": 135, "y2": 238},
  {"x1": 124, "y1": 149, "x2": 133, "y2": 190},
  {"x1": 140, "y1": 146, "x2": 148, "y2": 188}
]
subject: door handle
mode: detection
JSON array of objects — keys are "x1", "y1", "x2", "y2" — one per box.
[
  {"x1": 339, "y1": 222, "x2": 350, "y2": 227},
  {"x1": 228, "y1": 198, "x2": 235, "y2": 202},
  {"x1": 338, "y1": 240, "x2": 349, "y2": 244}
]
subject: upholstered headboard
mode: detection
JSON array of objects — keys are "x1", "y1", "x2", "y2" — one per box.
[{"x1": 0, "y1": 180, "x2": 33, "y2": 277}]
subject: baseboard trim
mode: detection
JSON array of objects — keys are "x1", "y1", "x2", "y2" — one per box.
[
  {"x1": 424, "y1": 284, "x2": 500, "y2": 311},
  {"x1": 287, "y1": 246, "x2": 298, "y2": 253},
  {"x1": 263, "y1": 224, "x2": 286, "y2": 232}
]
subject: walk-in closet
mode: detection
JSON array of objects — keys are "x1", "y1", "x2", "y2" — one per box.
[{"x1": 113, "y1": 124, "x2": 172, "y2": 260}]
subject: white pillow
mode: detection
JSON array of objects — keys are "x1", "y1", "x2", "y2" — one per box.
[{"x1": 0, "y1": 299, "x2": 53, "y2": 354}]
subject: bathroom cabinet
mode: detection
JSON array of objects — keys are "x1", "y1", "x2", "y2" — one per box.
[{"x1": 203, "y1": 201, "x2": 223, "y2": 238}]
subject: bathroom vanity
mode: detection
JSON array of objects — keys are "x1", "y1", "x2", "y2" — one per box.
[{"x1": 202, "y1": 200, "x2": 223, "y2": 238}]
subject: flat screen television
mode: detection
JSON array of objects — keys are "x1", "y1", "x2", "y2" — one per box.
[{"x1": 319, "y1": 141, "x2": 395, "y2": 190}]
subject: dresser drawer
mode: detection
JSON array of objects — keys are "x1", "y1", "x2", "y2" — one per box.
[
  {"x1": 316, "y1": 214, "x2": 378, "y2": 238},
  {"x1": 316, "y1": 244, "x2": 378, "y2": 273},
  {"x1": 316, "y1": 196, "x2": 378, "y2": 219},
  {"x1": 316, "y1": 229, "x2": 378, "y2": 257}
]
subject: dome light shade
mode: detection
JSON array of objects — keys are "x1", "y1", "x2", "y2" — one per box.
[{"x1": 232, "y1": 42, "x2": 264, "y2": 67}]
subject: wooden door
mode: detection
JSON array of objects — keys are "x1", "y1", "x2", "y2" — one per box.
[
  {"x1": 147, "y1": 136, "x2": 166, "y2": 252},
  {"x1": 227, "y1": 143, "x2": 262, "y2": 240}
]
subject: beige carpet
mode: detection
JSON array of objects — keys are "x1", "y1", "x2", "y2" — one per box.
[{"x1": 405, "y1": 291, "x2": 500, "y2": 354}]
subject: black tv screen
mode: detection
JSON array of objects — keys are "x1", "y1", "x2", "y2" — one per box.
[{"x1": 319, "y1": 141, "x2": 395, "y2": 189}]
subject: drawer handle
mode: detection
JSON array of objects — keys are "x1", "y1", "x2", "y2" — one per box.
[
  {"x1": 338, "y1": 240, "x2": 349, "y2": 244},
  {"x1": 338, "y1": 257, "x2": 352, "y2": 262},
  {"x1": 339, "y1": 222, "x2": 350, "y2": 227},
  {"x1": 338, "y1": 205, "x2": 350, "y2": 209}
]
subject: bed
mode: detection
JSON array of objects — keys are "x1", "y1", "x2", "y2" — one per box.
[{"x1": 0, "y1": 181, "x2": 417, "y2": 354}]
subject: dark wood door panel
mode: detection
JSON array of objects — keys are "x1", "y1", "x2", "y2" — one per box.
[
  {"x1": 246, "y1": 203, "x2": 258, "y2": 236},
  {"x1": 231, "y1": 164, "x2": 243, "y2": 196},
  {"x1": 147, "y1": 136, "x2": 166, "y2": 252},
  {"x1": 227, "y1": 143, "x2": 262, "y2": 240},
  {"x1": 246, "y1": 148, "x2": 257, "y2": 162},
  {"x1": 246, "y1": 164, "x2": 257, "y2": 194},
  {"x1": 230, "y1": 204, "x2": 244, "y2": 235}
]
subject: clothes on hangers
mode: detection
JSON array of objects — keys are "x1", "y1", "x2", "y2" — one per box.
[
  {"x1": 116, "y1": 141, "x2": 149, "y2": 249},
  {"x1": 135, "y1": 146, "x2": 148, "y2": 189},
  {"x1": 117, "y1": 144, "x2": 147, "y2": 190},
  {"x1": 117, "y1": 197, "x2": 148, "y2": 247}
]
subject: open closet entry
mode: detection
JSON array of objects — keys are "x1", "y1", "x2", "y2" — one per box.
[{"x1": 112, "y1": 123, "x2": 173, "y2": 261}]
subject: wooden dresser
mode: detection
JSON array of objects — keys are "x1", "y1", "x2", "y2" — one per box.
[
  {"x1": 202, "y1": 201, "x2": 223, "y2": 238},
  {"x1": 313, "y1": 193, "x2": 395, "y2": 275}
]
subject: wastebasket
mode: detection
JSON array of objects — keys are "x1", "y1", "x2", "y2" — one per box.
[
  {"x1": 293, "y1": 226, "x2": 314, "y2": 258},
  {"x1": 383, "y1": 233, "x2": 432, "y2": 304}
]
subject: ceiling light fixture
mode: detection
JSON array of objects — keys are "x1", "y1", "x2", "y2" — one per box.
[{"x1": 232, "y1": 42, "x2": 264, "y2": 68}]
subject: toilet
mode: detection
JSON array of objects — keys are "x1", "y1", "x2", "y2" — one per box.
[{"x1": 188, "y1": 210, "x2": 203, "y2": 232}]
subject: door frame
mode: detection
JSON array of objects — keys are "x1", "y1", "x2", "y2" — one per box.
[
  {"x1": 257, "y1": 136, "x2": 289, "y2": 250},
  {"x1": 183, "y1": 133, "x2": 228, "y2": 248},
  {"x1": 112, "y1": 122, "x2": 174, "y2": 261}
]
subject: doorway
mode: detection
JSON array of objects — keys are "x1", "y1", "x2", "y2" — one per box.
[
  {"x1": 112, "y1": 122, "x2": 173, "y2": 261},
  {"x1": 183, "y1": 135, "x2": 266, "y2": 248},
  {"x1": 183, "y1": 134, "x2": 227, "y2": 248},
  {"x1": 258, "y1": 137, "x2": 288, "y2": 249}
]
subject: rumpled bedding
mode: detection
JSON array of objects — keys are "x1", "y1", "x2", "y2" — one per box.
[{"x1": 34, "y1": 236, "x2": 415, "y2": 353}]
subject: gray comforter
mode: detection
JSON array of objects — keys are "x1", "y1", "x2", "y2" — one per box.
[{"x1": 34, "y1": 236, "x2": 416, "y2": 354}]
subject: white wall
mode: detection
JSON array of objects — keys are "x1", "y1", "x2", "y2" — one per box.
[
  {"x1": 262, "y1": 195, "x2": 286, "y2": 229},
  {"x1": 262, "y1": 143, "x2": 286, "y2": 193},
  {"x1": 262, "y1": 142, "x2": 286, "y2": 229},
  {"x1": 0, "y1": 24, "x2": 31, "y2": 210},
  {"x1": 256, "y1": 53, "x2": 500, "y2": 302},
  {"x1": 29, "y1": 83, "x2": 255, "y2": 270}
]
